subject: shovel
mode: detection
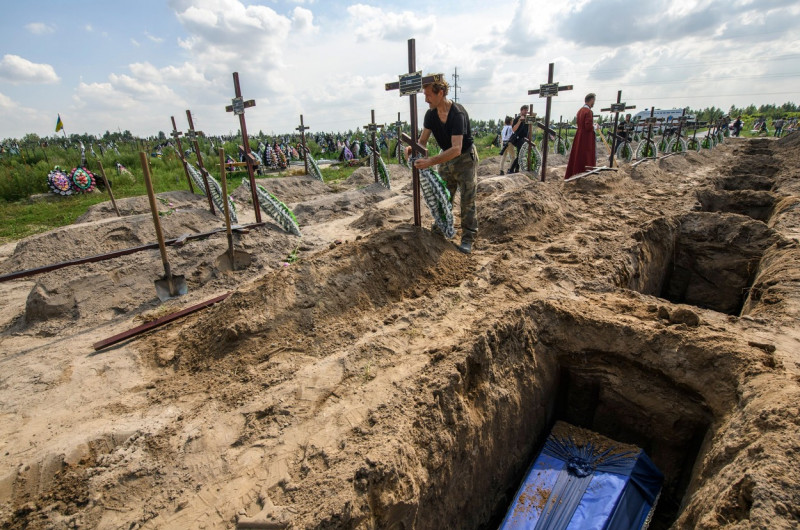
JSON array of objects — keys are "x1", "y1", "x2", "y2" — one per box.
[{"x1": 139, "y1": 152, "x2": 188, "y2": 301}]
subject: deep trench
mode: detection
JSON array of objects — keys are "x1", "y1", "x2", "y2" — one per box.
[
  {"x1": 480, "y1": 357, "x2": 711, "y2": 529},
  {"x1": 403, "y1": 308, "x2": 718, "y2": 530},
  {"x1": 627, "y1": 212, "x2": 779, "y2": 316}
]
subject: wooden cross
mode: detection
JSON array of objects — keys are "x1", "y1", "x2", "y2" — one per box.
[
  {"x1": 225, "y1": 72, "x2": 261, "y2": 223},
  {"x1": 673, "y1": 108, "x2": 689, "y2": 145},
  {"x1": 385, "y1": 38, "x2": 444, "y2": 227},
  {"x1": 528, "y1": 63, "x2": 573, "y2": 182},
  {"x1": 600, "y1": 90, "x2": 636, "y2": 167},
  {"x1": 296, "y1": 114, "x2": 310, "y2": 176},
  {"x1": 170, "y1": 116, "x2": 194, "y2": 193},
  {"x1": 364, "y1": 109, "x2": 384, "y2": 183},
  {"x1": 185, "y1": 110, "x2": 215, "y2": 214},
  {"x1": 643, "y1": 107, "x2": 658, "y2": 155},
  {"x1": 524, "y1": 109, "x2": 539, "y2": 170}
]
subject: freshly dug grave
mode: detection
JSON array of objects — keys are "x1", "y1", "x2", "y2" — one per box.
[{"x1": 1, "y1": 137, "x2": 799, "y2": 530}]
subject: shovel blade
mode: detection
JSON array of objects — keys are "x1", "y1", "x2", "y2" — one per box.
[{"x1": 155, "y1": 274, "x2": 188, "y2": 301}]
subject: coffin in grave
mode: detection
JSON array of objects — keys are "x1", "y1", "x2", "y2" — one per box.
[{"x1": 499, "y1": 421, "x2": 664, "y2": 530}]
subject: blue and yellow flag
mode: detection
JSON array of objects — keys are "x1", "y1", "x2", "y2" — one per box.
[{"x1": 55, "y1": 114, "x2": 64, "y2": 132}]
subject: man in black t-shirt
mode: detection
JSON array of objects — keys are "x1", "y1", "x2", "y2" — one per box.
[
  {"x1": 408, "y1": 78, "x2": 477, "y2": 254},
  {"x1": 507, "y1": 105, "x2": 529, "y2": 174}
]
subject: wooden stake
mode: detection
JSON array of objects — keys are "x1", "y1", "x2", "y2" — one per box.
[
  {"x1": 96, "y1": 161, "x2": 121, "y2": 217},
  {"x1": 219, "y1": 148, "x2": 235, "y2": 270}
]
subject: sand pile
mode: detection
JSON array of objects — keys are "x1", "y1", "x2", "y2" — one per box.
[{"x1": 1, "y1": 138, "x2": 800, "y2": 529}]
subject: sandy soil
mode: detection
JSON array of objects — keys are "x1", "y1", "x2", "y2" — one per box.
[{"x1": 1, "y1": 139, "x2": 799, "y2": 529}]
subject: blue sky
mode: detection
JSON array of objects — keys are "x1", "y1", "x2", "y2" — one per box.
[{"x1": 1, "y1": 0, "x2": 798, "y2": 138}]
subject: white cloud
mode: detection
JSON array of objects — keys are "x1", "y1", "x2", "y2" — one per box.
[
  {"x1": 145, "y1": 31, "x2": 164, "y2": 43},
  {"x1": 346, "y1": 4, "x2": 435, "y2": 42},
  {"x1": 291, "y1": 6, "x2": 317, "y2": 33},
  {"x1": 0, "y1": 55, "x2": 60, "y2": 84},
  {"x1": 25, "y1": 22, "x2": 55, "y2": 35},
  {"x1": 85, "y1": 24, "x2": 93, "y2": 32},
  {"x1": 0, "y1": 91, "x2": 50, "y2": 137},
  {"x1": 131, "y1": 38, "x2": 141, "y2": 47}
]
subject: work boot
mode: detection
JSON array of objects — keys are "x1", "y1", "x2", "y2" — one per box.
[{"x1": 457, "y1": 238, "x2": 473, "y2": 254}]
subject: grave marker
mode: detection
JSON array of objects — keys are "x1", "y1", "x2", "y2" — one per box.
[
  {"x1": 600, "y1": 90, "x2": 636, "y2": 167},
  {"x1": 170, "y1": 116, "x2": 194, "y2": 193},
  {"x1": 185, "y1": 110, "x2": 215, "y2": 214},
  {"x1": 385, "y1": 38, "x2": 444, "y2": 226},
  {"x1": 528, "y1": 63, "x2": 573, "y2": 181},
  {"x1": 296, "y1": 114, "x2": 310, "y2": 176},
  {"x1": 364, "y1": 109, "x2": 384, "y2": 183},
  {"x1": 225, "y1": 72, "x2": 261, "y2": 223}
]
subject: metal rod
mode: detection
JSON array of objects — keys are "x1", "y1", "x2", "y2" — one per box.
[
  {"x1": 93, "y1": 293, "x2": 231, "y2": 351},
  {"x1": 0, "y1": 224, "x2": 265, "y2": 283}
]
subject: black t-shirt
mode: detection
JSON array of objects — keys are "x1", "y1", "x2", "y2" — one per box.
[
  {"x1": 511, "y1": 115, "x2": 529, "y2": 146},
  {"x1": 423, "y1": 102, "x2": 473, "y2": 154}
]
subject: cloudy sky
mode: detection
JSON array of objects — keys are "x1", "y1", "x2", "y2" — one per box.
[{"x1": 1, "y1": 0, "x2": 798, "y2": 139}]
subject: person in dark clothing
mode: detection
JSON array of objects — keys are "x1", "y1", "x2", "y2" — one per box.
[
  {"x1": 408, "y1": 78, "x2": 477, "y2": 254},
  {"x1": 507, "y1": 105, "x2": 530, "y2": 174},
  {"x1": 732, "y1": 116, "x2": 743, "y2": 137}
]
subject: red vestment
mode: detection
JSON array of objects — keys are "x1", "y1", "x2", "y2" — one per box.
[{"x1": 565, "y1": 105, "x2": 596, "y2": 179}]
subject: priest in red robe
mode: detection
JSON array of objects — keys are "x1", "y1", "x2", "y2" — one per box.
[{"x1": 565, "y1": 93, "x2": 597, "y2": 179}]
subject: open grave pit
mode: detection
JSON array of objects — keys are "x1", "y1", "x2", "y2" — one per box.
[{"x1": 623, "y1": 212, "x2": 784, "y2": 316}]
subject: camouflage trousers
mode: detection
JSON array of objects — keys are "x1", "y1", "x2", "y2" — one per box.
[{"x1": 438, "y1": 146, "x2": 478, "y2": 242}]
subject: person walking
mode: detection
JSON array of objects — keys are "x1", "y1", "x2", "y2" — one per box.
[
  {"x1": 774, "y1": 117, "x2": 785, "y2": 138},
  {"x1": 407, "y1": 78, "x2": 478, "y2": 254},
  {"x1": 565, "y1": 93, "x2": 597, "y2": 179},
  {"x1": 732, "y1": 116, "x2": 743, "y2": 137},
  {"x1": 499, "y1": 116, "x2": 514, "y2": 175}
]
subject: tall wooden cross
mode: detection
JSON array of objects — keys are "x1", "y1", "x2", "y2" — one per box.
[
  {"x1": 225, "y1": 72, "x2": 261, "y2": 223},
  {"x1": 528, "y1": 63, "x2": 573, "y2": 182},
  {"x1": 673, "y1": 108, "x2": 689, "y2": 146},
  {"x1": 600, "y1": 90, "x2": 636, "y2": 167},
  {"x1": 185, "y1": 110, "x2": 215, "y2": 214},
  {"x1": 524, "y1": 109, "x2": 539, "y2": 171},
  {"x1": 364, "y1": 109, "x2": 384, "y2": 183},
  {"x1": 170, "y1": 116, "x2": 194, "y2": 193},
  {"x1": 385, "y1": 38, "x2": 444, "y2": 226},
  {"x1": 643, "y1": 107, "x2": 658, "y2": 155},
  {"x1": 296, "y1": 114, "x2": 310, "y2": 176},
  {"x1": 393, "y1": 112, "x2": 403, "y2": 139}
]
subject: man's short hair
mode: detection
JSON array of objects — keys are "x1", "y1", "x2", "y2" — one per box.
[
  {"x1": 425, "y1": 78, "x2": 449, "y2": 96},
  {"x1": 520, "y1": 104, "x2": 529, "y2": 112},
  {"x1": 585, "y1": 93, "x2": 596, "y2": 103}
]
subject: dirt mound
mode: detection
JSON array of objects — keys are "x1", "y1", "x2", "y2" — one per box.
[
  {"x1": 170, "y1": 225, "x2": 471, "y2": 370},
  {"x1": 75, "y1": 190, "x2": 206, "y2": 223},
  {"x1": 232, "y1": 175, "x2": 332, "y2": 205},
  {"x1": 292, "y1": 183, "x2": 394, "y2": 225},
  {"x1": 776, "y1": 131, "x2": 800, "y2": 148},
  {"x1": 2, "y1": 137, "x2": 800, "y2": 530},
  {"x1": 343, "y1": 166, "x2": 375, "y2": 188},
  {"x1": 0, "y1": 208, "x2": 220, "y2": 274},
  {"x1": 658, "y1": 154, "x2": 692, "y2": 172},
  {"x1": 478, "y1": 156, "x2": 501, "y2": 176},
  {"x1": 630, "y1": 162, "x2": 667, "y2": 182},
  {"x1": 474, "y1": 174, "x2": 563, "y2": 241}
]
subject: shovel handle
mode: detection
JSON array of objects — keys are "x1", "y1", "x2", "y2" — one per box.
[{"x1": 139, "y1": 152, "x2": 172, "y2": 277}]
